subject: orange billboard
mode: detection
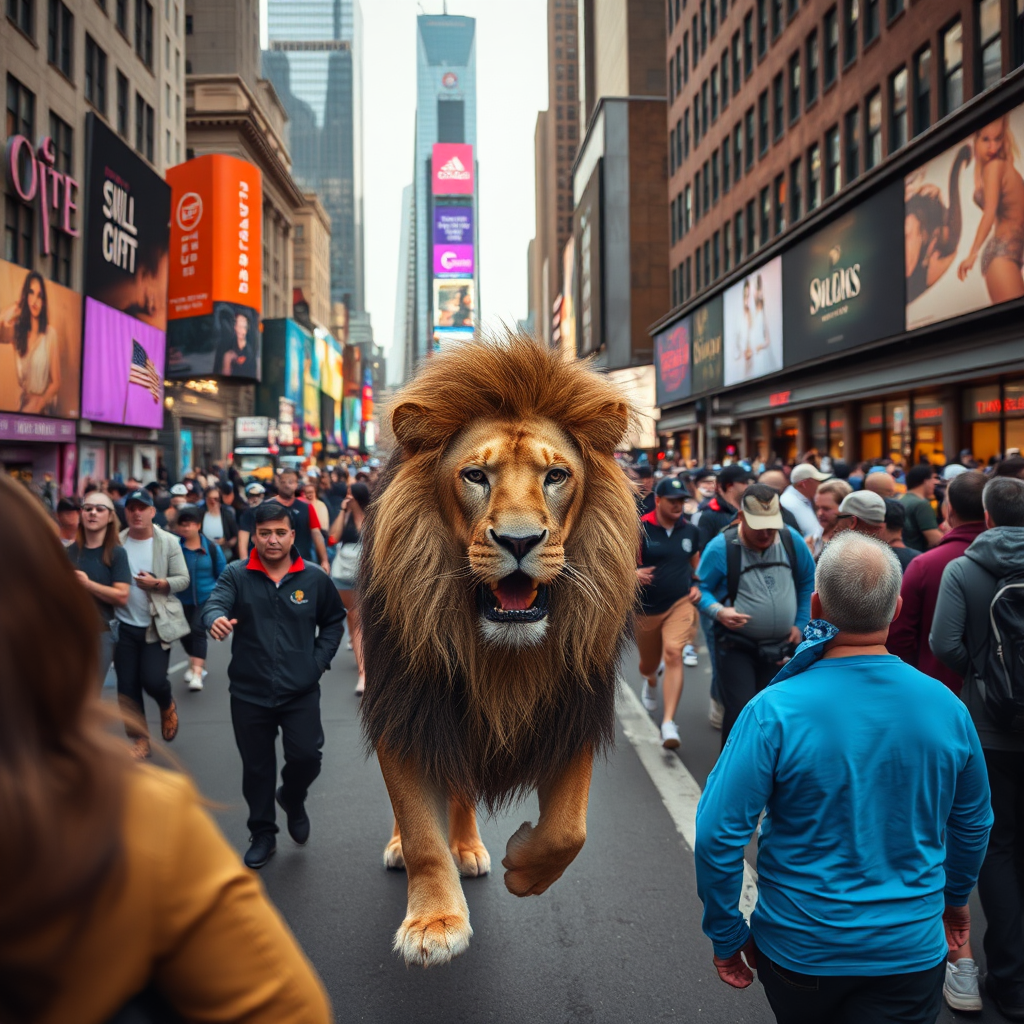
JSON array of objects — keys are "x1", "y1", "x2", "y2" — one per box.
[{"x1": 166, "y1": 154, "x2": 262, "y2": 319}]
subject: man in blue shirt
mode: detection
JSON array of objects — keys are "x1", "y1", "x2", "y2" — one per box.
[{"x1": 695, "y1": 532, "x2": 992, "y2": 1024}]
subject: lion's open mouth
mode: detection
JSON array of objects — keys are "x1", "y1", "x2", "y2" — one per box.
[{"x1": 476, "y1": 570, "x2": 550, "y2": 623}]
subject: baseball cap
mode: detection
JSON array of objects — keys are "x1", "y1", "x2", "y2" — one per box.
[
  {"x1": 170, "y1": 483, "x2": 188, "y2": 496},
  {"x1": 655, "y1": 477, "x2": 687, "y2": 498},
  {"x1": 943, "y1": 463, "x2": 969, "y2": 481},
  {"x1": 739, "y1": 490, "x2": 785, "y2": 530},
  {"x1": 838, "y1": 490, "x2": 886, "y2": 524},
  {"x1": 245, "y1": 482, "x2": 266, "y2": 495},
  {"x1": 791, "y1": 464, "x2": 832, "y2": 485},
  {"x1": 718, "y1": 464, "x2": 753, "y2": 489},
  {"x1": 175, "y1": 503, "x2": 203, "y2": 524},
  {"x1": 56, "y1": 496, "x2": 81, "y2": 513},
  {"x1": 125, "y1": 489, "x2": 154, "y2": 508},
  {"x1": 368, "y1": 458, "x2": 381, "y2": 468}
]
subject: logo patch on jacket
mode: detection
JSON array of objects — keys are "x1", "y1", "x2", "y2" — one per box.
[{"x1": 290, "y1": 589, "x2": 308, "y2": 605}]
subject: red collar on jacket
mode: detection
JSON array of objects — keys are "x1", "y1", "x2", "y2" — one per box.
[
  {"x1": 641, "y1": 510, "x2": 660, "y2": 527},
  {"x1": 245, "y1": 547, "x2": 305, "y2": 576}
]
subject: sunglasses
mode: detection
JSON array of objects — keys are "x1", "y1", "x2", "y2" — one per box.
[{"x1": 81, "y1": 504, "x2": 113, "y2": 513}]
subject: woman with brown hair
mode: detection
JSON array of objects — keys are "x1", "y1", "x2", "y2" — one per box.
[
  {"x1": 0, "y1": 474, "x2": 332, "y2": 1024},
  {"x1": 329, "y1": 481, "x2": 370, "y2": 696}
]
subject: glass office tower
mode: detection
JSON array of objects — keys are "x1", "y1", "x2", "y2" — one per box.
[{"x1": 264, "y1": 0, "x2": 364, "y2": 312}]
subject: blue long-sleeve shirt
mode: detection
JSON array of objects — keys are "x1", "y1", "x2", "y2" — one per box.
[
  {"x1": 179, "y1": 536, "x2": 226, "y2": 607},
  {"x1": 694, "y1": 654, "x2": 992, "y2": 975}
]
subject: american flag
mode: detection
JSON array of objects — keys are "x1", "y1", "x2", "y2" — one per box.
[{"x1": 129, "y1": 340, "x2": 160, "y2": 402}]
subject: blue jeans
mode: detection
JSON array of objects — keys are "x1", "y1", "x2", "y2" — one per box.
[{"x1": 702, "y1": 615, "x2": 721, "y2": 702}]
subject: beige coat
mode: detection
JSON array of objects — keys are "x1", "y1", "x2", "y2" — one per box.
[{"x1": 118, "y1": 524, "x2": 190, "y2": 647}]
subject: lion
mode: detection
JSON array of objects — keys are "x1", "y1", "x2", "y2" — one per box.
[{"x1": 360, "y1": 331, "x2": 639, "y2": 968}]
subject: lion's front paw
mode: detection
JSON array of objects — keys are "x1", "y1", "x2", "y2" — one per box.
[
  {"x1": 451, "y1": 839, "x2": 491, "y2": 877},
  {"x1": 383, "y1": 833, "x2": 406, "y2": 870},
  {"x1": 393, "y1": 912, "x2": 472, "y2": 967},
  {"x1": 501, "y1": 820, "x2": 585, "y2": 897}
]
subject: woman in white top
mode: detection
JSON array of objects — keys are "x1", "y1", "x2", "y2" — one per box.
[
  {"x1": 0, "y1": 271, "x2": 61, "y2": 414},
  {"x1": 751, "y1": 274, "x2": 774, "y2": 379}
]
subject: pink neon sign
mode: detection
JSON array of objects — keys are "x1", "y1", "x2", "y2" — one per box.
[{"x1": 4, "y1": 134, "x2": 80, "y2": 255}]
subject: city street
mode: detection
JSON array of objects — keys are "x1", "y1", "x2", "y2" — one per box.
[{"x1": 119, "y1": 633, "x2": 1003, "y2": 1023}]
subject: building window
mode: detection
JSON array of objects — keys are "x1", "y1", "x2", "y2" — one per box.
[
  {"x1": 703, "y1": 159, "x2": 711, "y2": 210},
  {"x1": 116, "y1": 70, "x2": 129, "y2": 136},
  {"x1": 694, "y1": 169, "x2": 702, "y2": 221},
  {"x1": 914, "y1": 46, "x2": 931, "y2": 135},
  {"x1": 681, "y1": 42, "x2": 687, "y2": 86},
  {"x1": 135, "y1": 0, "x2": 153, "y2": 67},
  {"x1": 790, "y1": 156, "x2": 803, "y2": 221},
  {"x1": 732, "y1": 30, "x2": 742, "y2": 92},
  {"x1": 734, "y1": 122, "x2": 743, "y2": 180},
  {"x1": 757, "y1": 0, "x2": 768, "y2": 58},
  {"x1": 772, "y1": 72, "x2": 784, "y2": 140},
  {"x1": 774, "y1": 173, "x2": 786, "y2": 234},
  {"x1": 670, "y1": 197, "x2": 677, "y2": 246},
  {"x1": 693, "y1": 14, "x2": 699, "y2": 65},
  {"x1": 710, "y1": 0, "x2": 718, "y2": 39},
  {"x1": 6, "y1": 73, "x2": 35, "y2": 137},
  {"x1": 712, "y1": 151, "x2": 720, "y2": 203},
  {"x1": 721, "y1": 52, "x2": 729, "y2": 109},
  {"x1": 685, "y1": 184, "x2": 693, "y2": 231},
  {"x1": 789, "y1": 51, "x2": 801, "y2": 122},
  {"x1": 772, "y1": 0, "x2": 783, "y2": 39},
  {"x1": 844, "y1": 0, "x2": 858, "y2": 65},
  {"x1": 746, "y1": 199, "x2": 756, "y2": 255},
  {"x1": 713, "y1": 230, "x2": 721, "y2": 280},
  {"x1": 977, "y1": 0, "x2": 1001, "y2": 92},
  {"x1": 684, "y1": 109, "x2": 691, "y2": 156},
  {"x1": 702, "y1": 79, "x2": 709, "y2": 133},
  {"x1": 734, "y1": 210, "x2": 744, "y2": 264},
  {"x1": 824, "y1": 7, "x2": 838, "y2": 87},
  {"x1": 694, "y1": 95, "x2": 701, "y2": 143},
  {"x1": 759, "y1": 186, "x2": 770, "y2": 246},
  {"x1": 808, "y1": 142, "x2": 822, "y2": 210},
  {"x1": 941, "y1": 20, "x2": 963, "y2": 116},
  {"x1": 7, "y1": 0, "x2": 33, "y2": 37},
  {"x1": 135, "y1": 94, "x2": 154, "y2": 161},
  {"x1": 116, "y1": 0, "x2": 126, "y2": 31},
  {"x1": 695, "y1": 249, "x2": 702, "y2": 291},
  {"x1": 711, "y1": 65, "x2": 720, "y2": 121},
  {"x1": 48, "y1": 0, "x2": 73, "y2": 78},
  {"x1": 724, "y1": 220, "x2": 732, "y2": 271},
  {"x1": 864, "y1": 0, "x2": 879, "y2": 45},
  {"x1": 756, "y1": 90, "x2": 770, "y2": 156},
  {"x1": 788, "y1": 0, "x2": 798, "y2": 17},
  {"x1": 889, "y1": 66, "x2": 908, "y2": 150},
  {"x1": 825, "y1": 124, "x2": 840, "y2": 196},
  {"x1": 866, "y1": 88, "x2": 882, "y2": 168},
  {"x1": 722, "y1": 140, "x2": 731, "y2": 192},
  {"x1": 744, "y1": 10, "x2": 754, "y2": 76},
  {"x1": 701, "y1": 0, "x2": 708, "y2": 52},
  {"x1": 806, "y1": 30, "x2": 819, "y2": 106},
  {"x1": 704, "y1": 241, "x2": 710, "y2": 289},
  {"x1": 845, "y1": 105, "x2": 861, "y2": 181},
  {"x1": 887, "y1": 0, "x2": 903, "y2": 20},
  {"x1": 745, "y1": 106, "x2": 755, "y2": 169},
  {"x1": 48, "y1": 111, "x2": 72, "y2": 174},
  {"x1": 5, "y1": 76, "x2": 35, "y2": 269},
  {"x1": 85, "y1": 34, "x2": 108, "y2": 114}
]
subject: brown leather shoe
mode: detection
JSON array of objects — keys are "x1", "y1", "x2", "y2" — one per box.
[{"x1": 160, "y1": 700, "x2": 178, "y2": 742}]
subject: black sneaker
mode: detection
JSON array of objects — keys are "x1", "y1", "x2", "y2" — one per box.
[
  {"x1": 987, "y1": 979, "x2": 1024, "y2": 1022},
  {"x1": 276, "y1": 786, "x2": 311, "y2": 845},
  {"x1": 244, "y1": 833, "x2": 276, "y2": 869}
]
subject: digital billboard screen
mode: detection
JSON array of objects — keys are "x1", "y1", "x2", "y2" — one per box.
[
  {"x1": 433, "y1": 280, "x2": 476, "y2": 329},
  {"x1": 433, "y1": 205, "x2": 473, "y2": 245},
  {"x1": 166, "y1": 301, "x2": 261, "y2": 380},
  {"x1": 432, "y1": 143, "x2": 474, "y2": 196},
  {"x1": 433, "y1": 244, "x2": 474, "y2": 277},
  {"x1": 691, "y1": 296, "x2": 724, "y2": 394},
  {"x1": 654, "y1": 319, "x2": 692, "y2": 406},
  {"x1": 722, "y1": 256, "x2": 784, "y2": 386}
]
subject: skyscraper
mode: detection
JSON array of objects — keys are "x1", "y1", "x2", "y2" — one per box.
[{"x1": 263, "y1": 0, "x2": 364, "y2": 312}]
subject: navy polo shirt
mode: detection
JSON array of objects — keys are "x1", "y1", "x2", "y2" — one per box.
[{"x1": 639, "y1": 510, "x2": 699, "y2": 615}]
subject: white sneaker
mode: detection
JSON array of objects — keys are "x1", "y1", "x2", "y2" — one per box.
[
  {"x1": 683, "y1": 645, "x2": 698, "y2": 667},
  {"x1": 661, "y1": 720, "x2": 681, "y2": 749},
  {"x1": 943, "y1": 958, "x2": 982, "y2": 1012},
  {"x1": 641, "y1": 681, "x2": 658, "y2": 712},
  {"x1": 708, "y1": 697, "x2": 724, "y2": 730},
  {"x1": 188, "y1": 669, "x2": 206, "y2": 692}
]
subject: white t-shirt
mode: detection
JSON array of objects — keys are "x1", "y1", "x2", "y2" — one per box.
[
  {"x1": 117, "y1": 536, "x2": 155, "y2": 628},
  {"x1": 203, "y1": 511, "x2": 224, "y2": 541},
  {"x1": 780, "y1": 485, "x2": 823, "y2": 540}
]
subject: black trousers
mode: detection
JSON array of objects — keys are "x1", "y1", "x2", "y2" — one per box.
[
  {"x1": 757, "y1": 950, "x2": 945, "y2": 1024},
  {"x1": 977, "y1": 748, "x2": 1024, "y2": 1002},
  {"x1": 114, "y1": 622, "x2": 172, "y2": 736},
  {"x1": 714, "y1": 630, "x2": 780, "y2": 747},
  {"x1": 230, "y1": 688, "x2": 324, "y2": 837},
  {"x1": 179, "y1": 602, "x2": 208, "y2": 661}
]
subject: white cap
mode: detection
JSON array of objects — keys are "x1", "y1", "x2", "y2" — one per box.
[
  {"x1": 306, "y1": 467, "x2": 320, "y2": 477},
  {"x1": 791, "y1": 463, "x2": 832, "y2": 485},
  {"x1": 170, "y1": 484, "x2": 188, "y2": 496},
  {"x1": 943, "y1": 464, "x2": 969, "y2": 481}
]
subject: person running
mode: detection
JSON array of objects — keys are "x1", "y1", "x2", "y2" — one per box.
[
  {"x1": 115, "y1": 489, "x2": 190, "y2": 759},
  {"x1": 67, "y1": 490, "x2": 131, "y2": 685},
  {"x1": 328, "y1": 482, "x2": 370, "y2": 696},
  {"x1": 636, "y1": 477, "x2": 701, "y2": 749},
  {"x1": 272, "y1": 468, "x2": 330, "y2": 571},
  {"x1": 204, "y1": 501, "x2": 346, "y2": 869},
  {"x1": 175, "y1": 504, "x2": 226, "y2": 693}
]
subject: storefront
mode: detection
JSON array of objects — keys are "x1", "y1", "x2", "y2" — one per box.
[
  {"x1": 0, "y1": 414, "x2": 77, "y2": 499},
  {"x1": 77, "y1": 420, "x2": 162, "y2": 489}
]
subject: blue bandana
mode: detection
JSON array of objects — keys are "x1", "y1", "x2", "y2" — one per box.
[{"x1": 769, "y1": 619, "x2": 840, "y2": 686}]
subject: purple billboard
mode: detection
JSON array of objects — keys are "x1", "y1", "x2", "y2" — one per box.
[
  {"x1": 433, "y1": 206, "x2": 473, "y2": 245},
  {"x1": 80, "y1": 297, "x2": 165, "y2": 428},
  {"x1": 433, "y1": 244, "x2": 474, "y2": 277}
]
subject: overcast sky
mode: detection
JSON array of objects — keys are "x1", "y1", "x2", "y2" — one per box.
[{"x1": 262, "y1": 0, "x2": 549, "y2": 374}]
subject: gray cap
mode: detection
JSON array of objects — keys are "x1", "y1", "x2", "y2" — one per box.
[{"x1": 839, "y1": 490, "x2": 886, "y2": 524}]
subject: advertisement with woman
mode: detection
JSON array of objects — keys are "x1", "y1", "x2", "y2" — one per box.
[
  {"x1": 722, "y1": 256, "x2": 784, "y2": 386},
  {"x1": 0, "y1": 261, "x2": 81, "y2": 417},
  {"x1": 906, "y1": 104, "x2": 1024, "y2": 329}
]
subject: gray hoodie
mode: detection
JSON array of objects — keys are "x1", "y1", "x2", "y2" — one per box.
[{"x1": 930, "y1": 526, "x2": 1024, "y2": 752}]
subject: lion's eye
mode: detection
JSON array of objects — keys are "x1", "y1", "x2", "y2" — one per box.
[
  {"x1": 545, "y1": 468, "x2": 570, "y2": 485},
  {"x1": 462, "y1": 468, "x2": 487, "y2": 485}
]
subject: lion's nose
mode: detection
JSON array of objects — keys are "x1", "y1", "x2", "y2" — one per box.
[{"x1": 490, "y1": 529, "x2": 547, "y2": 562}]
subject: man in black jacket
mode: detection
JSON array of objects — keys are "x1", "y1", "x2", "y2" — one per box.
[{"x1": 205, "y1": 501, "x2": 346, "y2": 868}]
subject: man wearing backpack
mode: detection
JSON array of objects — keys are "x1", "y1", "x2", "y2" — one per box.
[
  {"x1": 931, "y1": 476, "x2": 1024, "y2": 1021},
  {"x1": 697, "y1": 484, "x2": 816, "y2": 747}
]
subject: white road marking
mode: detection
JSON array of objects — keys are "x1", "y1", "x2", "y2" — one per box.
[
  {"x1": 169, "y1": 660, "x2": 189, "y2": 674},
  {"x1": 616, "y1": 677, "x2": 759, "y2": 920}
]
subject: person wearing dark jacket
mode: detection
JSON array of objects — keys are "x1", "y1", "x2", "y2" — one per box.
[
  {"x1": 204, "y1": 501, "x2": 346, "y2": 869},
  {"x1": 931, "y1": 476, "x2": 1024, "y2": 1021}
]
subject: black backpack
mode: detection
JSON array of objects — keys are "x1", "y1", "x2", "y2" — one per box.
[
  {"x1": 722, "y1": 521, "x2": 798, "y2": 606},
  {"x1": 978, "y1": 568, "x2": 1024, "y2": 735}
]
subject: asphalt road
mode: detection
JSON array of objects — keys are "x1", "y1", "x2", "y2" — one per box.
[{"x1": 120, "y1": 631, "x2": 1004, "y2": 1023}]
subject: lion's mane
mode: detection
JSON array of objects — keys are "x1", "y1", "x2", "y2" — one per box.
[{"x1": 359, "y1": 333, "x2": 640, "y2": 811}]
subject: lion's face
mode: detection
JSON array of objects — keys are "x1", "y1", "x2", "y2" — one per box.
[{"x1": 441, "y1": 416, "x2": 584, "y2": 647}]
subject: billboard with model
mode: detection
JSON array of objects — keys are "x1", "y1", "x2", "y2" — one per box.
[
  {"x1": 166, "y1": 301, "x2": 261, "y2": 379},
  {"x1": 433, "y1": 280, "x2": 476, "y2": 328},
  {"x1": 723, "y1": 256, "x2": 784, "y2": 386}
]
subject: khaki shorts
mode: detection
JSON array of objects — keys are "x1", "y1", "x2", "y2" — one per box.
[{"x1": 635, "y1": 596, "x2": 700, "y2": 675}]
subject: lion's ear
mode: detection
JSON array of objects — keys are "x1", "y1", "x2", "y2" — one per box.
[
  {"x1": 572, "y1": 400, "x2": 630, "y2": 455},
  {"x1": 391, "y1": 401, "x2": 435, "y2": 455}
]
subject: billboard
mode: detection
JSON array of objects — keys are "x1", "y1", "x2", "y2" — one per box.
[
  {"x1": 576, "y1": 167, "x2": 603, "y2": 356},
  {"x1": 433, "y1": 244, "x2": 474, "y2": 277},
  {"x1": 905, "y1": 105, "x2": 1024, "y2": 330},
  {"x1": 434, "y1": 205, "x2": 473, "y2": 244},
  {"x1": 723, "y1": 256, "x2": 784, "y2": 386},
  {"x1": 80, "y1": 297, "x2": 165, "y2": 429},
  {"x1": 432, "y1": 143, "x2": 474, "y2": 195},
  {"x1": 654, "y1": 319, "x2": 692, "y2": 406},
  {"x1": 783, "y1": 182, "x2": 905, "y2": 366},
  {"x1": 691, "y1": 296, "x2": 724, "y2": 394},
  {"x1": 0, "y1": 260, "x2": 81, "y2": 418},
  {"x1": 82, "y1": 113, "x2": 171, "y2": 331},
  {"x1": 432, "y1": 328, "x2": 475, "y2": 353},
  {"x1": 166, "y1": 301, "x2": 261, "y2": 379},
  {"x1": 434, "y1": 280, "x2": 475, "y2": 329}
]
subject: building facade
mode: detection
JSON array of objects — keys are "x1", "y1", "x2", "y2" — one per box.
[
  {"x1": 654, "y1": 0, "x2": 1024, "y2": 466},
  {"x1": 294, "y1": 191, "x2": 332, "y2": 330}
]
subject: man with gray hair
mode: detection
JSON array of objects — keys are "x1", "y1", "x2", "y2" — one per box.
[{"x1": 696, "y1": 531, "x2": 992, "y2": 1023}]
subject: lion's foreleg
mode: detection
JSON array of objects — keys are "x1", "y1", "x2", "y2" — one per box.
[
  {"x1": 377, "y1": 745, "x2": 472, "y2": 967},
  {"x1": 501, "y1": 746, "x2": 593, "y2": 897},
  {"x1": 383, "y1": 816, "x2": 405, "y2": 869},
  {"x1": 448, "y1": 798, "x2": 491, "y2": 877}
]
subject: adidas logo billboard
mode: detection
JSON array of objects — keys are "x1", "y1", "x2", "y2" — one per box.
[{"x1": 432, "y1": 143, "x2": 474, "y2": 196}]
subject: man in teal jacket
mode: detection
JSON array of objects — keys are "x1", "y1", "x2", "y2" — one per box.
[{"x1": 695, "y1": 532, "x2": 992, "y2": 1024}]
